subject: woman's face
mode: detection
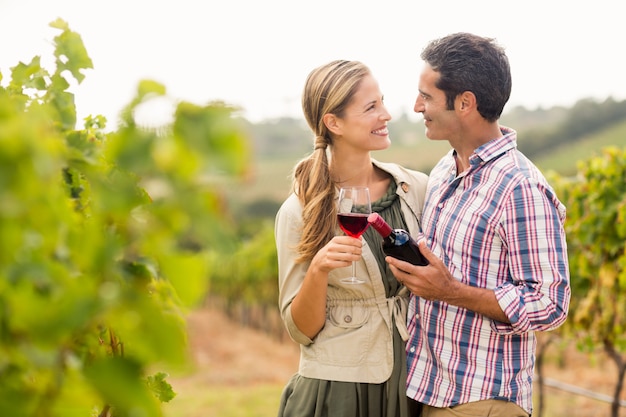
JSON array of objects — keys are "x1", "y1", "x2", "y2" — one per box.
[{"x1": 333, "y1": 74, "x2": 392, "y2": 153}]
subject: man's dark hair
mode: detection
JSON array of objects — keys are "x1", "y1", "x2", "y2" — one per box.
[{"x1": 421, "y1": 32, "x2": 512, "y2": 122}]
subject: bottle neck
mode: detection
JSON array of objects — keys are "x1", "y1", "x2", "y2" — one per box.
[{"x1": 367, "y1": 213, "x2": 392, "y2": 238}]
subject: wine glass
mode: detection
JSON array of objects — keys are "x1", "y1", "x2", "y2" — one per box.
[{"x1": 337, "y1": 186, "x2": 371, "y2": 284}]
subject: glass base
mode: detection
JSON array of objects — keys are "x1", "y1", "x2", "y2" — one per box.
[{"x1": 340, "y1": 277, "x2": 365, "y2": 284}]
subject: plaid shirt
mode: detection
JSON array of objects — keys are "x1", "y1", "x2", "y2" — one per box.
[{"x1": 406, "y1": 127, "x2": 570, "y2": 414}]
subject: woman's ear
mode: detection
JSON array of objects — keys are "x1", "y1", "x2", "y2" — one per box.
[{"x1": 323, "y1": 113, "x2": 342, "y2": 135}]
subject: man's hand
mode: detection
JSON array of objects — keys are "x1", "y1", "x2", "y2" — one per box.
[
  {"x1": 385, "y1": 241, "x2": 510, "y2": 323},
  {"x1": 385, "y1": 240, "x2": 459, "y2": 301}
]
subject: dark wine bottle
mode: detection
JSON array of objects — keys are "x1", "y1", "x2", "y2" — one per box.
[{"x1": 367, "y1": 212, "x2": 429, "y2": 266}]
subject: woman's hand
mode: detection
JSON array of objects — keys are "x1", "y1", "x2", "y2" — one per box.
[{"x1": 310, "y1": 235, "x2": 363, "y2": 274}]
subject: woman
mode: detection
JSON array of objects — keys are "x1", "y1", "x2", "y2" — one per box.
[{"x1": 275, "y1": 60, "x2": 428, "y2": 417}]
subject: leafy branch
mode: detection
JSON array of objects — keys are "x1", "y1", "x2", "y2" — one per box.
[{"x1": 0, "y1": 19, "x2": 250, "y2": 417}]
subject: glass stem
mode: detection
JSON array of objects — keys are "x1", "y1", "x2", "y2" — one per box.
[{"x1": 352, "y1": 260, "x2": 356, "y2": 278}]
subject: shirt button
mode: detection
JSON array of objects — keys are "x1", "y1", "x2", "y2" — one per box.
[
  {"x1": 344, "y1": 315, "x2": 352, "y2": 323},
  {"x1": 409, "y1": 346, "x2": 416, "y2": 353}
]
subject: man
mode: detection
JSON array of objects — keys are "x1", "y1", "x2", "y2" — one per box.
[{"x1": 386, "y1": 33, "x2": 571, "y2": 416}]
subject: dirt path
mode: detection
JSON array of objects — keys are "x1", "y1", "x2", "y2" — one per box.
[{"x1": 179, "y1": 307, "x2": 299, "y2": 386}]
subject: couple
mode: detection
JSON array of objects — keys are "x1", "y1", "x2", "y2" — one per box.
[{"x1": 274, "y1": 32, "x2": 571, "y2": 417}]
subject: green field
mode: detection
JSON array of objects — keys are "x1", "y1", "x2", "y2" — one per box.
[
  {"x1": 533, "y1": 119, "x2": 626, "y2": 176},
  {"x1": 233, "y1": 120, "x2": 626, "y2": 211}
]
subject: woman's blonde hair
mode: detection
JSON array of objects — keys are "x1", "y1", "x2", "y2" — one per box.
[{"x1": 293, "y1": 60, "x2": 371, "y2": 263}]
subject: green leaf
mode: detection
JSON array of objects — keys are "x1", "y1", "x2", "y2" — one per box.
[
  {"x1": 51, "y1": 19, "x2": 93, "y2": 84},
  {"x1": 146, "y1": 372, "x2": 176, "y2": 403},
  {"x1": 84, "y1": 357, "x2": 161, "y2": 416}
]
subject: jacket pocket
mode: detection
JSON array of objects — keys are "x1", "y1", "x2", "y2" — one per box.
[
  {"x1": 328, "y1": 304, "x2": 370, "y2": 328},
  {"x1": 308, "y1": 303, "x2": 373, "y2": 366}
]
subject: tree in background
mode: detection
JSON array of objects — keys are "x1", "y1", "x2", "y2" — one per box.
[{"x1": 0, "y1": 19, "x2": 250, "y2": 416}]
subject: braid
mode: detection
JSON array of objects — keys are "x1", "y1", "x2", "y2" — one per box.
[
  {"x1": 314, "y1": 135, "x2": 328, "y2": 151},
  {"x1": 293, "y1": 135, "x2": 336, "y2": 263}
]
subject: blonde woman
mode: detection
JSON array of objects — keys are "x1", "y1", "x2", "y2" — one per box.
[{"x1": 275, "y1": 60, "x2": 428, "y2": 417}]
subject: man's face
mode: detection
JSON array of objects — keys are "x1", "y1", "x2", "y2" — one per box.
[{"x1": 413, "y1": 64, "x2": 459, "y2": 141}]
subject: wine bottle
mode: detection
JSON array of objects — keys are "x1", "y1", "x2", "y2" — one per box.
[{"x1": 367, "y1": 213, "x2": 429, "y2": 266}]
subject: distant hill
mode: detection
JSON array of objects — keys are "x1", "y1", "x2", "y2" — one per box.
[
  {"x1": 230, "y1": 97, "x2": 626, "y2": 219},
  {"x1": 533, "y1": 118, "x2": 626, "y2": 177}
]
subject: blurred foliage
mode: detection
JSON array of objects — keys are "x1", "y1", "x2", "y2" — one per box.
[
  {"x1": 0, "y1": 19, "x2": 250, "y2": 417},
  {"x1": 555, "y1": 147, "x2": 626, "y2": 350},
  {"x1": 209, "y1": 219, "x2": 277, "y2": 310},
  {"x1": 552, "y1": 146, "x2": 626, "y2": 417}
]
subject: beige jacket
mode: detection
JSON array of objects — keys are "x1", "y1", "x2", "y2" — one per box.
[{"x1": 275, "y1": 160, "x2": 428, "y2": 383}]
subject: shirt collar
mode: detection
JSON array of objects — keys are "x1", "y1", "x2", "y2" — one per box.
[{"x1": 470, "y1": 126, "x2": 517, "y2": 166}]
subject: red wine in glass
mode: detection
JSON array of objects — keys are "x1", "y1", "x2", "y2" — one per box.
[
  {"x1": 337, "y1": 187, "x2": 371, "y2": 284},
  {"x1": 337, "y1": 213, "x2": 370, "y2": 238}
]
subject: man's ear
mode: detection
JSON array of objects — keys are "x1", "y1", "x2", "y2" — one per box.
[
  {"x1": 457, "y1": 91, "x2": 476, "y2": 112},
  {"x1": 323, "y1": 113, "x2": 342, "y2": 135}
]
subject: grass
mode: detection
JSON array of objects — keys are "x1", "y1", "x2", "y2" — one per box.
[
  {"x1": 533, "y1": 119, "x2": 626, "y2": 176},
  {"x1": 160, "y1": 375, "x2": 618, "y2": 417},
  {"x1": 163, "y1": 383, "x2": 284, "y2": 417}
]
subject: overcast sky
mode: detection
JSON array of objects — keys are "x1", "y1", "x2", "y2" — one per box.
[{"x1": 1, "y1": 0, "x2": 624, "y2": 128}]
